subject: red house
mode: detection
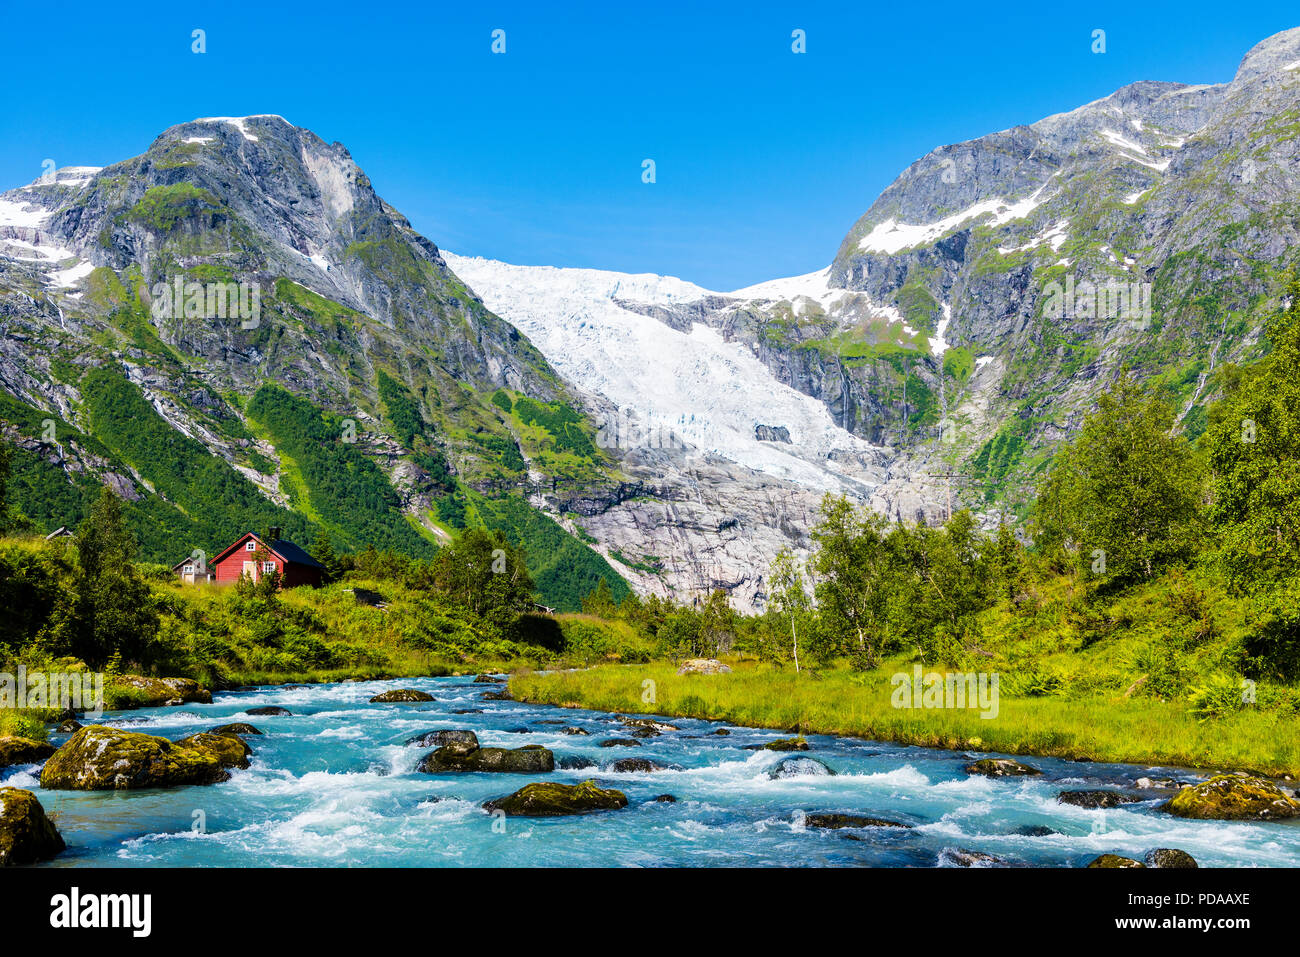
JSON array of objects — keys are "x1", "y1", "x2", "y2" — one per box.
[{"x1": 208, "y1": 528, "x2": 325, "y2": 589}]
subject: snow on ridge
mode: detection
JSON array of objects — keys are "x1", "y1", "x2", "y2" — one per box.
[
  {"x1": 857, "y1": 184, "x2": 1050, "y2": 254},
  {"x1": 191, "y1": 115, "x2": 290, "y2": 142},
  {"x1": 443, "y1": 251, "x2": 880, "y2": 492}
]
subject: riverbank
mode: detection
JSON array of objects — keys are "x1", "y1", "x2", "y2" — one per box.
[{"x1": 510, "y1": 662, "x2": 1300, "y2": 777}]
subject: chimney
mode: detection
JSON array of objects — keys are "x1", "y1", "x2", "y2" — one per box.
[{"x1": 268, "y1": 526, "x2": 282, "y2": 542}]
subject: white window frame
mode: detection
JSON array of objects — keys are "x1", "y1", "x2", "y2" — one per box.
[
  {"x1": 246, "y1": 541, "x2": 256, "y2": 551},
  {"x1": 262, "y1": 561, "x2": 276, "y2": 574}
]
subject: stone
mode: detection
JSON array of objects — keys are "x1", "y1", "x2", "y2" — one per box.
[
  {"x1": 0, "y1": 787, "x2": 65, "y2": 866},
  {"x1": 965, "y1": 758, "x2": 1041, "y2": 778},
  {"x1": 1162, "y1": 774, "x2": 1300, "y2": 820},
  {"x1": 369, "y1": 689, "x2": 435, "y2": 703},
  {"x1": 483, "y1": 780, "x2": 628, "y2": 816}
]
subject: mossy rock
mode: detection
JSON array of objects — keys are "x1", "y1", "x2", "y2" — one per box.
[
  {"x1": 0, "y1": 787, "x2": 65, "y2": 866},
  {"x1": 750, "y1": 737, "x2": 810, "y2": 752},
  {"x1": 480, "y1": 690, "x2": 513, "y2": 701},
  {"x1": 245, "y1": 706, "x2": 292, "y2": 716},
  {"x1": 965, "y1": 758, "x2": 1041, "y2": 777},
  {"x1": 112, "y1": 675, "x2": 212, "y2": 708},
  {"x1": 40, "y1": 725, "x2": 233, "y2": 790},
  {"x1": 473, "y1": 675, "x2": 506, "y2": 684},
  {"x1": 370, "y1": 689, "x2": 436, "y2": 703},
  {"x1": 484, "y1": 779, "x2": 628, "y2": 816},
  {"x1": 417, "y1": 743, "x2": 554, "y2": 774},
  {"x1": 0, "y1": 736, "x2": 55, "y2": 769},
  {"x1": 174, "y1": 732, "x2": 252, "y2": 770},
  {"x1": 1057, "y1": 790, "x2": 1142, "y2": 809},
  {"x1": 1162, "y1": 774, "x2": 1300, "y2": 820},
  {"x1": 804, "y1": 813, "x2": 912, "y2": 829},
  {"x1": 1087, "y1": 854, "x2": 1147, "y2": 868},
  {"x1": 56, "y1": 720, "x2": 83, "y2": 734},
  {"x1": 209, "y1": 723, "x2": 263, "y2": 736},
  {"x1": 1144, "y1": 848, "x2": 1198, "y2": 868}
]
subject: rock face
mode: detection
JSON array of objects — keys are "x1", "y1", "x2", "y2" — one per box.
[
  {"x1": 0, "y1": 736, "x2": 55, "y2": 768},
  {"x1": 416, "y1": 739, "x2": 555, "y2": 774},
  {"x1": 369, "y1": 689, "x2": 435, "y2": 703},
  {"x1": 804, "y1": 813, "x2": 912, "y2": 829},
  {"x1": 40, "y1": 725, "x2": 239, "y2": 790},
  {"x1": 1145, "y1": 848, "x2": 1198, "y2": 868},
  {"x1": 1162, "y1": 774, "x2": 1300, "y2": 820},
  {"x1": 114, "y1": 675, "x2": 212, "y2": 708},
  {"x1": 1057, "y1": 790, "x2": 1142, "y2": 809},
  {"x1": 676, "y1": 659, "x2": 732, "y2": 676},
  {"x1": 483, "y1": 780, "x2": 628, "y2": 816},
  {"x1": 0, "y1": 788, "x2": 65, "y2": 866}
]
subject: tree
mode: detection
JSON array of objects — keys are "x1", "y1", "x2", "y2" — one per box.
[
  {"x1": 1032, "y1": 372, "x2": 1202, "y2": 590},
  {"x1": 1204, "y1": 279, "x2": 1300, "y2": 677},
  {"x1": 69, "y1": 486, "x2": 158, "y2": 668},
  {"x1": 310, "y1": 529, "x2": 343, "y2": 583},
  {"x1": 810, "y1": 495, "x2": 893, "y2": 665},
  {"x1": 582, "y1": 578, "x2": 617, "y2": 618},
  {"x1": 769, "y1": 548, "x2": 810, "y2": 672},
  {"x1": 428, "y1": 527, "x2": 534, "y2": 628}
]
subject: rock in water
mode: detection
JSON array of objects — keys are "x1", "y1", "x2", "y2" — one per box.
[
  {"x1": 480, "y1": 690, "x2": 513, "y2": 701},
  {"x1": 610, "y1": 758, "x2": 668, "y2": 773},
  {"x1": 484, "y1": 780, "x2": 628, "y2": 816},
  {"x1": 562, "y1": 727, "x2": 589, "y2": 736},
  {"x1": 0, "y1": 736, "x2": 56, "y2": 769},
  {"x1": 209, "y1": 723, "x2": 263, "y2": 736},
  {"x1": 1145, "y1": 848, "x2": 1198, "y2": 868},
  {"x1": 405, "y1": 730, "x2": 479, "y2": 749},
  {"x1": 1056, "y1": 789, "x2": 1142, "y2": 809},
  {"x1": 939, "y1": 848, "x2": 1012, "y2": 867},
  {"x1": 1162, "y1": 774, "x2": 1300, "y2": 820},
  {"x1": 245, "y1": 706, "x2": 292, "y2": 717},
  {"x1": 965, "y1": 758, "x2": 1041, "y2": 778},
  {"x1": 804, "y1": 813, "x2": 912, "y2": 829},
  {"x1": 676, "y1": 658, "x2": 732, "y2": 675},
  {"x1": 749, "y1": 737, "x2": 810, "y2": 752},
  {"x1": 598, "y1": 738, "x2": 641, "y2": 748},
  {"x1": 619, "y1": 716, "x2": 679, "y2": 733},
  {"x1": 173, "y1": 732, "x2": 253, "y2": 770},
  {"x1": 768, "y1": 757, "x2": 836, "y2": 779},
  {"x1": 56, "y1": 720, "x2": 83, "y2": 734},
  {"x1": 113, "y1": 675, "x2": 212, "y2": 707},
  {"x1": 369, "y1": 689, "x2": 435, "y2": 703},
  {"x1": 40, "y1": 726, "x2": 236, "y2": 790},
  {"x1": 1087, "y1": 854, "x2": 1147, "y2": 868},
  {"x1": 0, "y1": 788, "x2": 65, "y2": 866},
  {"x1": 473, "y1": 675, "x2": 506, "y2": 684},
  {"x1": 417, "y1": 741, "x2": 555, "y2": 774}
]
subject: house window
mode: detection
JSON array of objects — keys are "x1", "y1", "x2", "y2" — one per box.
[
  {"x1": 262, "y1": 561, "x2": 276, "y2": 574},
  {"x1": 246, "y1": 541, "x2": 256, "y2": 551},
  {"x1": 183, "y1": 565, "x2": 193, "y2": 574}
]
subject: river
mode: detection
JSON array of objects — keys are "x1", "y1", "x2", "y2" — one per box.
[{"x1": 5, "y1": 674, "x2": 1298, "y2": 867}]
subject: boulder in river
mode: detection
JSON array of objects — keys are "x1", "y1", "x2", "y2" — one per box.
[
  {"x1": 1087, "y1": 854, "x2": 1147, "y2": 868},
  {"x1": 1012, "y1": 824, "x2": 1059, "y2": 837},
  {"x1": 710, "y1": 728, "x2": 731, "y2": 736},
  {"x1": 417, "y1": 740, "x2": 554, "y2": 774},
  {"x1": 1145, "y1": 848, "x2": 1198, "y2": 868},
  {"x1": 113, "y1": 675, "x2": 212, "y2": 708},
  {"x1": 405, "y1": 729, "x2": 479, "y2": 749},
  {"x1": 56, "y1": 720, "x2": 83, "y2": 734},
  {"x1": 598, "y1": 738, "x2": 641, "y2": 748},
  {"x1": 965, "y1": 758, "x2": 1041, "y2": 778},
  {"x1": 1056, "y1": 789, "x2": 1143, "y2": 809},
  {"x1": 939, "y1": 848, "x2": 1013, "y2": 867},
  {"x1": 610, "y1": 758, "x2": 668, "y2": 773},
  {"x1": 0, "y1": 736, "x2": 55, "y2": 768},
  {"x1": 484, "y1": 779, "x2": 628, "y2": 816},
  {"x1": 768, "y1": 756, "x2": 836, "y2": 779},
  {"x1": 474, "y1": 675, "x2": 506, "y2": 684},
  {"x1": 676, "y1": 658, "x2": 732, "y2": 675},
  {"x1": 652, "y1": 794, "x2": 677, "y2": 803},
  {"x1": 0, "y1": 787, "x2": 65, "y2": 866},
  {"x1": 562, "y1": 727, "x2": 589, "y2": 736},
  {"x1": 748, "y1": 737, "x2": 810, "y2": 752},
  {"x1": 173, "y1": 732, "x2": 253, "y2": 770},
  {"x1": 804, "y1": 813, "x2": 912, "y2": 830},
  {"x1": 209, "y1": 723, "x2": 263, "y2": 737},
  {"x1": 559, "y1": 756, "x2": 596, "y2": 770},
  {"x1": 369, "y1": 689, "x2": 435, "y2": 703},
  {"x1": 245, "y1": 706, "x2": 292, "y2": 717},
  {"x1": 480, "y1": 690, "x2": 513, "y2": 701},
  {"x1": 40, "y1": 726, "x2": 236, "y2": 790},
  {"x1": 1162, "y1": 774, "x2": 1300, "y2": 820},
  {"x1": 619, "y1": 717, "x2": 679, "y2": 733}
]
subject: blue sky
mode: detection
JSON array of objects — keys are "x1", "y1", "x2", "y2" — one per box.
[{"x1": 2, "y1": 2, "x2": 1296, "y2": 289}]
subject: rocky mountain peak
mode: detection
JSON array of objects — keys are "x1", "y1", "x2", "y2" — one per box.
[{"x1": 1232, "y1": 26, "x2": 1300, "y2": 84}]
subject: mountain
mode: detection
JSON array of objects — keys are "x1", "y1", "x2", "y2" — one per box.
[{"x1": 2, "y1": 28, "x2": 1299, "y2": 614}]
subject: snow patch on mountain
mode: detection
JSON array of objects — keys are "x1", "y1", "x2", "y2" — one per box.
[{"x1": 858, "y1": 184, "x2": 1049, "y2": 254}]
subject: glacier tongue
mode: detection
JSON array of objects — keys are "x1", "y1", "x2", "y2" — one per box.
[{"x1": 443, "y1": 253, "x2": 885, "y2": 495}]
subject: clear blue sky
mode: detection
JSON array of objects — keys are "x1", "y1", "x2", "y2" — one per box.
[{"x1": 2, "y1": 2, "x2": 1295, "y2": 289}]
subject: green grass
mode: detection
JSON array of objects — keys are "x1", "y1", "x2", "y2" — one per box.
[{"x1": 511, "y1": 661, "x2": 1300, "y2": 775}]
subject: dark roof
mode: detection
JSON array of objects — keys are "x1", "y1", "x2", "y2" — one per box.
[
  {"x1": 267, "y1": 539, "x2": 325, "y2": 569},
  {"x1": 209, "y1": 532, "x2": 325, "y2": 569}
]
